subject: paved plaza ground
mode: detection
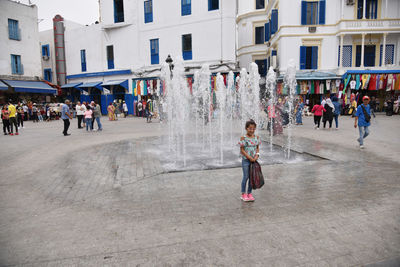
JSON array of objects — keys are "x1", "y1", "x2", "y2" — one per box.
[{"x1": 0, "y1": 114, "x2": 399, "y2": 266}]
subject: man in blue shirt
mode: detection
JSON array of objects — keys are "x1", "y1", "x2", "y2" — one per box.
[
  {"x1": 61, "y1": 100, "x2": 72, "y2": 136},
  {"x1": 354, "y1": 96, "x2": 371, "y2": 149}
]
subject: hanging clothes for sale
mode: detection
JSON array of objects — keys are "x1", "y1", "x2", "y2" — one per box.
[
  {"x1": 344, "y1": 74, "x2": 351, "y2": 90},
  {"x1": 368, "y1": 74, "x2": 377, "y2": 90},
  {"x1": 315, "y1": 80, "x2": 320, "y2": 94},
  {"x1": 137, "y1": 80, "x2": 141, "y2": 95},
  {"x1": 310, "y1": 81, "x2": 315, "y2": 94},
  {"x1": 395, "y1": 74, "x2": 400, "y2": 90},
  {"x1": 375, "y1": 74, "x2": 380, "y2": 90},
  {"x1": 188, "y1": 77, "x2": 193, "y2": 94},
  {"x1": 379, "y1": 74, "x2": 385, "y2": 90},
  {"x1": 326, "y1": 80, "x2": 331, "y2": 92},
  {"x1": 350, "y1": 80, "x2": 356, "y2": 90},
  {"x1": 364, "y1": 74, "x2": 371, "y2": 90},
  {"x1": 361, "y1": 74, "x2": 368, "y2": 89},
  {"x1": 134, "y1": 81, "x2": 137, "y2": 96},
  {"x1": 320, "y1": 81, "x2": 325, "y2": 94},
  {"x1": 386, "y1": 74, "x2": 394, "y2": 91},
  {"x1": 355, "y1": 74, "x2": 360, "y2": 90}
]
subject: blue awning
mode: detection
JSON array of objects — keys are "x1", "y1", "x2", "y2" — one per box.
[
  {"x1": 78, "y1": 82, "x2": 103, "y2": 91},
  {"x1": 2, "y1": 80, "x2": 57, "y2": 94},
  {"x1": 61, "y1": 82, "x2": 83, "y2": 89},
  {"x1": 101, "y1": 79, "x2": 129, "y2": 90},
  {"x1": 0, "y1": 80, "x2": 9, "y2": 91},
  {"x1": 277, "y1": 71, "x2": 341, "y2": 81}
]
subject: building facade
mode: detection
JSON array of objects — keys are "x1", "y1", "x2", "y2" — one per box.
[
  {"x1": 0, "y1": 0, "x2": 57, "y2": 103},
  {"x1": 40, "y1": 0, "x2": 237, "y2": 115},
  {"x1": 238, "y1": 0, "x2": 400, "y2": 75}
]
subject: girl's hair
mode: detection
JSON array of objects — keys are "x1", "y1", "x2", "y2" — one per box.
[{"x1": 245, "y1": 119, "x2": 257, "y2": 129}]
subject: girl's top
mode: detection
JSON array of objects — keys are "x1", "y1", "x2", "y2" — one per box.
[
  {"x1": 238, "y1": 135, "x2": 260, "y2": 160},
  {"x1": 84, "y1": 110, "x2": 93, "y2": 119},
  {"x1": 311, "y1": 105, "x2": 326, "y2": 116}
]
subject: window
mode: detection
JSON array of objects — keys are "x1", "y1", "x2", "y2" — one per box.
[
  {"x1": 42, "y1": 44, "x2": 50, "y2": 58},
  {"x1": 300, "y1": 46, "x2": 318, "y2": 70},
  {"x1": 11, "y1": 54, "x2": 23, "y2": 74},
  {"x1": 255, "y1": 59, "x2": 267, "y2": 76},
  {"x1": 44, "y1": 69, "x2": 52, "y2": 82},
  {"x1": 107, "y1": 45, "x2": 114, "y2": 69},
  {"x1": 270, "y1": 9, "x2": 278, "y2": 35},
  {"x1": 338, "y1": 45, "x2": 352, "y2": 67},
  {"x1": 144, "y1": 0, "x2": 153, "y2": 23},
  {"x1": 208, "y1": 0, "x2": 219, "y2": 11},
  {"x1": 380, "y1": 44, "x2": 395, "y2": 66},
  {"x1": 356, "y1": 45, "x2": 376, "y2": 67},
  {"x1": 256, "y1": 0, "x2": 265, "y2": 9},
  {"x1": 182, "y1": 34, "x2": 192, "y2": 60},
  {"x1": 8, "y1": 19, "x2": 20, "y2": 40},
  {"x1": 182, "y1": 0, "x2": 191, "y2": 16},
  {"x1": 357, "y1": 0, "x2": 377, "y2": 19},
  {"x1": 80, "y1": 49, "x2": 87, "y2": 72},
  {"x1": 181, "y1": 0, "x2": 192, "y2": 16},
  {"x1": 255, "y1": 26, "x2": 264, "y2": 44},
  {"x1": 150, "y1": 39, "x2": 159, "y2": 65},
  {"x1": 114, "y1": 0, "x2": 124, "y2": 23},
  {"x1": 265, "y1": 22, "x2": 270, "y2": 42},
  {"x1": 301, "y1": 0, "x2": 325, "y2": 25}
]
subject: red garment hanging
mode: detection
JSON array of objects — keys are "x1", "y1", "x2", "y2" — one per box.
[{"x1": 368, "y1": 74, "x2": 377, "y2": 90}]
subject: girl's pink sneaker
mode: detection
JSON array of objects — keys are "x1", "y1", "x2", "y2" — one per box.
[
  {"x1": 241, "y1": 193, "x2": 249, "y2": 201},
  {"x1": 247, "y1": 193, "x2": 255, "y2": 201}
]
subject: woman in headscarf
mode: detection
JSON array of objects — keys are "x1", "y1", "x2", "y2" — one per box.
[
  {"x1": 323, "y1": 98, "x2": 335, "y2": 129},
  {"x1": 107, "y1": 103, "x2": 115, "y2": 121},
  {"x1": 295, "y1": 100, "x2": 305, "y2": 125}
]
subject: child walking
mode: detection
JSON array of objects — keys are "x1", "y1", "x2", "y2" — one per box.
[
  {"x1": 238, "y1": 120, "x2": 260, "y2": 202},
  {"x1": 84, "y1": 106, "x2": 93, "y2": 131}
]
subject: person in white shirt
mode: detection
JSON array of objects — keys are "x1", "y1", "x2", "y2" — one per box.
[
  {"x1": 321, "y1": 97, "x2": 327, "y2": 107},
  {"x1": 75, "y1": 101, "x2": 86, "y2": 129},
  {"x1": 123, "y1": 101, "x2": 128, "y2": 117}
]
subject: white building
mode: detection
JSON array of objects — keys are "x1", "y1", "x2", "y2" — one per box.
[
  {"x1": 0, "y1": 0, "x2": 56, "y2": 103},
  {"x1": 40, "y1": 0, "x2": 237, "y2": 114},
  {"x1": 238, "y1": 0, "x2": 400, "y2": 77}
]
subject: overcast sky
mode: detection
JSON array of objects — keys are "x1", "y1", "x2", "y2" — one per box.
[{"x1": 16, "y1": 0, "x2": 100, "y2": 31}]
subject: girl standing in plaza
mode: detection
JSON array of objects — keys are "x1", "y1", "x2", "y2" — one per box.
[
  {"x1": 84, "y1": 106, "x2": 93, "y2": 131},
  {"x1": 2, "y1": 105, "x2": 10, "y2": 135},
  {"x1": 238, "y1": 120, "x2": 260, "y2": 202}
]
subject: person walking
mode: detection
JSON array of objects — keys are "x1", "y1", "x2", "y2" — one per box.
[
  {"x1": 8, "y1": 101, "x2": 19, "y2": 135},
  {"x1": 107, "y1": 103, "x2": 115, "y2": 121},
  {"x1": 93, "y1": 102, "x2": 103, "y2": 131},
  {"x1": 323, "y1": 98, "x2": 334, "y2": 129},
  {"x1": 332, "y1": 96, "x2": 342, "y2": 130},
  {"x1": 2, "y1": 105, "x2": 10, "y2": 135},
  {"x1": 137, "y1": 101, "x2": 143, "y2": 117},
  {"x1": 311, "y1": 101, "x2": 326, "y2": 130},
  {"x1": 354, "y1": 96, "x2": 372, "y2": 149},
  {"x1": 238, "y1": 120, "x2": 260, "y2": 202},
  {"x1": 84, "y1": 106, "x2": 93, "y2": 131},
  {"x1": 123, "y1": 101, "x2": 128, "y2": 118},
  {"x1": 22, "y1": 103, "x2": 28, "y2": 121},
  {"x1": 17, "y1": 102, "x2": 24, "y2": 128},
  {"x1": 295, "y1": 101, "x2": 304, "y2": 125},
  {"x1": 145, "y1": 104, "x2": 152, "y2": 123},
  {"x1": 61, "y1": 100, "x2": 72, "y2": 136},
  {"x1": 75, "y1": 101, "x2": 85, "y2": 129}
]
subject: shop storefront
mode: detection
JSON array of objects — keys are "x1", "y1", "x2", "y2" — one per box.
[{"x1": 0, "y1": 79, "x2": 57, "y2": 104}]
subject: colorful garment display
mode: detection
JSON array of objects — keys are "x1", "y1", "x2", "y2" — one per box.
[{"x1": 368, "y1": 74, "x2": 377, "y2": 90}]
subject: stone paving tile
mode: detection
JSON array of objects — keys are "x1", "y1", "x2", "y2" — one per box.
[{"x1": 0, "y1": 117, "x2": 399, "y2": 266}]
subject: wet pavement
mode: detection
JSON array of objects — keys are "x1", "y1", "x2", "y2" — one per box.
[{"x1": 0, "y1": 115, "x2": 399, "y2": 266}]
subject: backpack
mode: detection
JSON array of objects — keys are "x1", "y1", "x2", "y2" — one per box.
[
  {"x1": 361, "y1": 105, "x2": 371, "y2": 123},
  {"x1": 249, "y1": 161, "x2": 265, "y2": 189}
]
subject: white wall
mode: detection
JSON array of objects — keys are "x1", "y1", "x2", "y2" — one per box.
[
  {"x1": 64, "y1": 0, "x2": 237, "y2": 80},
  {"x1": 0, "y1": 0, "x2": 41, "y2": 78}
]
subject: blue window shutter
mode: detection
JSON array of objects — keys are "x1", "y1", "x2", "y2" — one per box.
[
  {"x1": 379, "y1": 44, "x2": 382, "y2": 66},
  {"x1": 357, "y1": 0, "x2": 363, "y2": 19},
  {"x1": 300, "y1": 46, "x2": 306, "y2": 70},
  {"x1": 265, "y1": 22, "x2": 270, "y2": 42},
  {"x1": 301, "y1": 1, "x2": 307, "y2": 25},
  {"x1": 42, "y1": 46, "x2": 45, "y2": 56},
  {"x1": 319, "y1": 0, "x2": 326, "y2": 25},
  {"x1": 11, "y1": 55, "x2": 16, "y2": 74},
  {"x1": 272, "y1": 50, "x2": 277, "y2": 56},
  {"x1": 271, "y1": 9, "x2": 278, "y2": 34},
  {"x1": 8, "y1": 20, "x2": 12, "y2": 39},
  {"x1": 263, "y1": 59, "x2": 267, "y2": 76},
  {"x1": 17, "y1": 55, "x2": 22, "y2": 74},
  {"x1": 338, "y1": 46, "x2": 340, "y2": 67},
  {"x1": 311, "y1": 46, "x2": 318, "y2": 69}
]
